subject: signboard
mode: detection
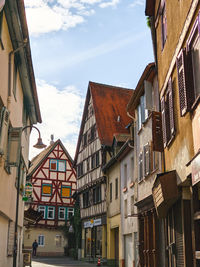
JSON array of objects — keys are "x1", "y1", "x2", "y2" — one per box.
[
  {"x1": 192, "y1": 153, "x2": 200, "y2": 186},
  {"x1": 22, "y1": 182, "x2": 33, "y2": 201},
  {"x1": 84, "y1": 218, "x2": 102, "y2": 228}
]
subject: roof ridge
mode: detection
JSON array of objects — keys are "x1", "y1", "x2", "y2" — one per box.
[{"x1": 89, "y1": 81, "x2": 134, "y2": 91}]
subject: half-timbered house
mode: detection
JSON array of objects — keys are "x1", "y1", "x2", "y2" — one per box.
[
  {"x1": 24, "y1": 139, "x2": 76, "y2": 256},
  {"x1": 74, "y1": 81, "x2": 133, "y2": 261}
]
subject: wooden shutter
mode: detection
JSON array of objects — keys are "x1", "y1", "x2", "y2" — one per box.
[
  {"x1": 139, "y1": 216, "x2": 144, "y2": 267},
  {"x1": 161, "y1": 97, "x2": 167, "y2": 147},
  {"x1": 176, "y1": 48, "x2": 194, "y2": 116},
  {"x1": 144, "y1": 144, "x2": 150, "y2": 176},
  {"x1": 152, "y1": 111, "x2": 164, "y2": 152},
  {"x1": 174, "y1": 200, "x2": 184, "y2": 266},
  {"x1": 139, "y1": 152, "x2": 143, "y2": 181},
  {"x1": 168, "y1": 78, "x2": 175, "y2": 138}
]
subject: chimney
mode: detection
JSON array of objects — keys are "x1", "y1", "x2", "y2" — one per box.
[{"x1": 50, "y1": 134, "x2": 54, "y2": 145}]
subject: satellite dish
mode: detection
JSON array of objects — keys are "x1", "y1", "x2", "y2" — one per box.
[{"x1": 0, "y1": 0, "x2": 5, "y2": 12}]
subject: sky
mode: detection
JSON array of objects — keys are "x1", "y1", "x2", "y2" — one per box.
[{"x1": 25, "y1": 0, "x2": 154, "y2": 160}]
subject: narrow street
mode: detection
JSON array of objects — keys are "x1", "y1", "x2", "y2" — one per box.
[{"x1": 32, "y1": 257, "x2": 99, "y2": 267}]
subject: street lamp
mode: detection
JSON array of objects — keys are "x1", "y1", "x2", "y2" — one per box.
[{"x1": 12, "y1": 125, "x2": 46, "y2": 267}]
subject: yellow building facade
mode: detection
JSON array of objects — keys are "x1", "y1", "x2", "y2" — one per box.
[{"x1": 0, "y1": 1, "x2": 41, "y2": 267}]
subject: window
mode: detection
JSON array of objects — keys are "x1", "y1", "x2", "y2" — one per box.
[
  {"x1": 58, "y1": 207, "x2": 66, "y2": 220},
  {"x1": 161, "y1": 78, "x2": 175, "y2": 147},
  {"x1": 55, "y1": 235, "x2": 62, "y2": 247},
  {"x1": 77, "y1": 162, "x2": 83, "y2": 177},
  {"x1": 38, "y1": 235, "x2": 45, "y2": 246},
  {"x1": 68, "y1": 208, "x2": 74, "y2": 219},
  {"x1": 130, "y1": 157, "x2": 134, "y2": 182},
  {"x1": 87, "y1": 158, "x2": 90, "y2": 172},
  {"x1": 38, "y1": 206, "x2": 46, "y2": 219},
  {"x1": 50, "y1": 159, "x2": 66, "y2": 172},
  {"x1": 13, "y1": 55, "x2": 20, "y2": 99},
  {"x1": 90, "y1": 125, "x2": 96, "y2": 142},
  {"x1": 161, "y1": 0, "x2": 167, "y2": 49},
  {"x1": 138, "y1": 151, "x2": 143, "y2": 182},
  {"x1": 83, "y1": 191, "x2": 89, "y2": 208},
  {"x1": 110, "y1": 183, "x2": 112, "y2": 202},
  {"x1": 42, "y1": 184, "x2": 52, "y2": 196},
  {"x1": 82, "y1": 133, "x2": 87, "y2": 147},
  {"x1": 93, "y1": 185, "x2": 101, "y2": 204},
  {"x1": 124, "y1": 199, "x2": 127, "y2": 217},
  {"x1": 177, "y1": 15, "x2": 200, "y2": 115},
  {"x1": 47, "y1": 206, "x2": 55, "y2": 219},
  {"x1": 115, "y1": 178, "x2": 118, "y2": 199},
  {"x1": 91, "y1": 151, "x2": 100, "y2": 169},
  {"x1": 124, "y1": 164, "x2": 127, "y2": 188},
  {"x1": 144, "y1": 144, "x2": 150, "y2": 177},
  {"x1": 137, "y1": 93, "x2": 149, "y2": 131},
  {"x1": 131, "y1": 195, "x2": 134, "y2": 215},
  {"x1": 61, "y1": 186, "x2": 71, "y2": 198}
]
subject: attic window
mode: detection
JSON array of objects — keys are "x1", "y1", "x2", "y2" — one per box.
[{"x1": 50, "y1": 159, "x2": 66, "y2": 172}]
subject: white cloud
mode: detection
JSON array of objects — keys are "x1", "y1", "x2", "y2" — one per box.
[
  {"x1": 24, "y1": 0, "x2": 120, "y2": 36},
  {"x1": 99, "y1": 0, "x2": 119, "y2": 8},
  {"x1": 129, "y1": 0, "x2": 145, "y2": 8},
  {"x1": 29, "y1": 80, "x2": 84, "y2": 160}
]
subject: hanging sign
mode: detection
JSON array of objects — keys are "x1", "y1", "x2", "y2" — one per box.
[{"x1": 22, "y1": 182, "x2": 33, "y2": 201}]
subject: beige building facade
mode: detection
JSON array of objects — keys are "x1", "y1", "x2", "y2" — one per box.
[{"x1": 0, "y1": 1, "x2": 41, "y2": 267}]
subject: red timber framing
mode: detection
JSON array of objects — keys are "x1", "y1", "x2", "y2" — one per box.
[{"x1": 27, "y1": 139, "x2": 76, "y2": 228}]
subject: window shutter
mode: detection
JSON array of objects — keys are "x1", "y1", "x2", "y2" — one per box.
[
  {"x1": 152, "y1": 111, "x2": 164, "y2": 152},
  {"x1": 144, "y1": 144, "x2": 150, "y2": 176},
  {"x1": 176, "y1": 49, "x2": 194, "y2": 116},
  {"x1": 144, "y1": 80, "x2": 153, "y2": 110},
  {"x1": 174, "y1": 201, "x2": 184, "y2": 266},
  {"x1": 168, "y1": 78, "x2": 175, "y2": 137},
  {"x1": 140, "y1": 95, "x2": 145, "y2": 123},
  {"x1": 165, "y1": 93, "x2": 171, "y2": 144},
  {"x1": 139, "y1": 151, "x2": 143, "y2": 181},
  {"x1": 161, "y1": 97, "x2": 167, "y2": 147}
]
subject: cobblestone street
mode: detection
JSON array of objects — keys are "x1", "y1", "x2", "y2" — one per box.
[{"x1": 32, "y1": 257, "x2": 98, "y2": 267}]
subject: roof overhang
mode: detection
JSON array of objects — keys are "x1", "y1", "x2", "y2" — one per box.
[
  {"x1": 5, "y1": 0, "x2": 41, "y2": 124},
  {"x1": 145, "y1": 0, "x2": 155, "y2": 16},
  {"x1": 24, "y1": 207, "x2": 43, "y2": 225}
]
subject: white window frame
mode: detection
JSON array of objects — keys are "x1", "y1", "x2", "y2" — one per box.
[
  {"x1": 59, "y1": 207, "x2": 66, "y2": 220},
  {"x1": 38, "y1": 235, "x2": 45, "y2": 247},
  {"x1": 38, "y1": 206, "x2": 46, "y2": 219},
  {"x1": 47, "y1": 206, "x2": 55, "y2": 220},
  {"x1": 50, "y1": 159, "x2": 66, "y2": 172},
  {"x1": 68, "y1": 208, "x2": 74, "y2": 219}
]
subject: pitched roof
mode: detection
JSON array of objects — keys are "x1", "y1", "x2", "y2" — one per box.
[
  {"x1": 74, "y1": 81, "x2": 133, "y2": 164},
  {"x1": 27, "y1": 139, "x2": 73, "y2": 177}
]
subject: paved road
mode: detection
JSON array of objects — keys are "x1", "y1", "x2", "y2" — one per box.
[{"x1": 32, "y1": 257, "x2": 98, "y2": 267}]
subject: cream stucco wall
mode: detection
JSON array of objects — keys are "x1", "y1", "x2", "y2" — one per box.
[{"x1": 24, "y1": 228, "x2": 67, "y2": 256}]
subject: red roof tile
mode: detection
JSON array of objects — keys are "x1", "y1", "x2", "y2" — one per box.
[{"x1": 90, "y1": 82, "x2": 133, "y2": 146}]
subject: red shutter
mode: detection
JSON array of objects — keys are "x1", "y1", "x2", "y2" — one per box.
[
  {"x1": 168, "y1": 78, "x2": 175, "y2": 137},
  {"x1": 176, "y1": 49, "x2": 194, "y2": 116},
  {"x1": 152, "y1": 111, "x2": 164, "y2": 152},
  {"x1": 161, "y1": 97, "x2": 167, "y2": 147}
]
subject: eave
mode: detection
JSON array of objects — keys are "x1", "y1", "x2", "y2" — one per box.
[{"x1": 5, "y1": 0, "x2": 41, "y2": 124}]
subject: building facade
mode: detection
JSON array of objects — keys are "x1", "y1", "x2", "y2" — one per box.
[
  {"x1": 24, "y1": 139, "x2": 76, "y2": 256},
  {"x1": 146, "y1": 0, "x2": 200, "y2": 266},
  {"x1": 74, "y1": 81, "x2": 133, "y2": 261},
  {"x1": 0, "y1": 1, "x2": 41, "y2": 266}
]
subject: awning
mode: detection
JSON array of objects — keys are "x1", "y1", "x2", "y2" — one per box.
[
  {"x1": 152, "y1": 170, "x2": 180, "y2": 218},
  {"x1": 24, "y1": 208, "x2": 43, "y2": 225}
]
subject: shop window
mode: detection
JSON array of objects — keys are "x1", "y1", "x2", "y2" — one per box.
[
  {"x1": 42, "y1": 184, "x2": 52, "y2": 196},
  {"x1": 38, "y1": 235, "x2": 45, "y2": 246},
  {"x1": 68, "y1": 208, "x2": 74, "y2": 219},
  {"x1": 50, "y1": 159, "x2": 66, "y2": 172},
  {"x1": 58, "y1": 207, "x2": 66, "y2": 220},
  {"x1": 61, "y1": 186, "x2": 71, "y2": 198},
  {"x1": 47, "y1": 206, "x2": 55, "y2": 219},
  {"x1": 161, "y1": 77, "x2": 175, "y2": 147},
  {"x1": 161, "y1": 0, "x2": 167, "y2": 49},
  {"x1": 177, "y1": 14, "x2": 200, "y2": 115},
  {"x1": 38, "y1": 206, "x2": 46, "y2": 219}
]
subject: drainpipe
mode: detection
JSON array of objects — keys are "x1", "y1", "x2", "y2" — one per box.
[{"x1": 7, "y1": 38, "x2": 28, "y2": 109}]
